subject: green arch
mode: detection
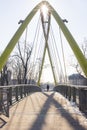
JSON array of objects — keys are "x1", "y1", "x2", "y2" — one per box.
[
  {"x1": 47, "y1": 1, "x2": 87, "y2": 77},
  {"x1": 0, "y1": 1, "x2": 87, "y2": 77},
  {"x1": 0, "y1": 1, "x2": 42, "y2": 71}
]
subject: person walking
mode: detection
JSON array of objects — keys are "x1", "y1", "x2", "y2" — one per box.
[{"x1": 47, "y1": 84, "x2": 49, "y2": 91}]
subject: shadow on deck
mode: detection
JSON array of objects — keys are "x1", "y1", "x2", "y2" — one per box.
[{"x1": 0, "y1": 91, "x2": 87, "y2": 130}]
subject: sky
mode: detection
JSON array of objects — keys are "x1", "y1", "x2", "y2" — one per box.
[{"x1": 0, "y1": 0, "x2": 87, "y2": 83}]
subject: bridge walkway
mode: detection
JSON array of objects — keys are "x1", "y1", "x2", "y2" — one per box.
[{"x1": 0, "y1": 91, "x2": 87, "y2": 130}]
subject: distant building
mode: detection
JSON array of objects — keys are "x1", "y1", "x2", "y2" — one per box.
[{"x1": 68, "y1": 74, "x2": 87, "y2": 85}]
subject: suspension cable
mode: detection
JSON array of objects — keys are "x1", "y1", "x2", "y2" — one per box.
[
  {"x1": 59, "y1": 27, "x2": 67, "y2": 83},
  {"x1": 30, "y1": 15, "x2": 41, "y2": 64},
  {"x1": 28, "y1": 15, "x2": 41, "y2": 82},
  {"x1": 50, "y1": 24, "x2": 65, "y2": 81},
  {"x1": 48, "y1": 36, "x2": 60, "y2": 82},
  {"x1": 49, "y1": 30, "x2": 60, "y2": 79},
  {"x1": 34, "y1": 33, "x2": 45, "y2": 80}
]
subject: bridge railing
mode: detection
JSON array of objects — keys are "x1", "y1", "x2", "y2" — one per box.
[
  {"x1": 0, "y1": 84, "x2": 41, "y2": 117},
  {"x1": 54, "y1": 84, "x2": 87, "y2": 113}
]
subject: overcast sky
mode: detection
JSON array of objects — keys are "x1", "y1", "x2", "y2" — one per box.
[{"x1": 0, "y1": 0, "x2": 87, "y2": 82}]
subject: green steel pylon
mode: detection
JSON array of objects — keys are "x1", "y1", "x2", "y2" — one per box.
[
  {"x1": 0, "y1": 0, "x2": 87, "y2": 77},
  {"x1": 37, "y1": 11, "x2": 57, "y2": 85}
]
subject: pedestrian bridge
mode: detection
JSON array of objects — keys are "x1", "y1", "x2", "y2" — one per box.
[
  {"x1": 0, "y1": 1, "x2": 87, "y2": 129},
  {"x1": 0, "y1": 84, "x2": 87, "y2": 130}
]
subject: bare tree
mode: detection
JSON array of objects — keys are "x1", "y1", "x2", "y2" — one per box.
[
  {"x1": 0, "y1": 59, "x2": 12, "y2": 85},
  {"x1": 70, "y1": 39, "x2": 87, "y2": 75},
  {"x1": 11, "y1": 58, "x2": 23, "y2": 84},
  {"x1": 12, "y1": 42, "x2": 32, "y2": 84},
  {"x1": 81, "y1": 39, "x2": 87, "y2": 58}
]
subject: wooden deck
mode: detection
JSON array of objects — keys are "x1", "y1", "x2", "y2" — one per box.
[{"x1": 0, "y1": 92, "x2": 87, "y2": 130}]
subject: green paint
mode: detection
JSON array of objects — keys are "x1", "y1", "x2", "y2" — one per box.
[
  {"x1": 46, "y1": 1, "x2": 87, "y2": 77},
  {"x1": 0, "y1": 0, "x2": 87, "y2": 78},
  {"x1": 0, "y1": 2, "x2": 41, "y2": 71}
]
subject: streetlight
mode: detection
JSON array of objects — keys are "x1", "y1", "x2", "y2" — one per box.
[
  {"x1": 18, "y1": 20, "x2": 24, "y2": 24},
  {"x1": 62, "y1": 19, "x2": 68, "y2": 23}
]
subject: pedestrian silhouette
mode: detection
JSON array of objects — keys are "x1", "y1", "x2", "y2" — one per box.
[{"x1": 47, "y1": 84, "x2": 49, "y2": 91}]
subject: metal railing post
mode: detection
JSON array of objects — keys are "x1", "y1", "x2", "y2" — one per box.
[
  {"x1": 9, "y1": 87, "x2": 12, "y2": 105},
  {"x1": 15, "y1": 86, "x2": 18, "y2": 101},
  {"x1": 0, "y1": 88, "x2": 3, "y2": 112}
]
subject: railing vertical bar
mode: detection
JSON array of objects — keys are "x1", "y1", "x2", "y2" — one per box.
[
  {"x1": 15, "y1": 86, "x2": 18, "y2": 101},
  {"x1": 9, "y1": 87, "x2": 12, "y2": 105}
]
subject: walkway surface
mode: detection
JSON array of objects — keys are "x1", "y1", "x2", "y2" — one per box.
[{"x1": 0, "y1": 92, "x2": 87, "y2": 130}]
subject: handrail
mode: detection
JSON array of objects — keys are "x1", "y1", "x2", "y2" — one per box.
[
  {"x1": 0, "y1": 84, "x2": 39, "y2": 88},
  {"x1": 56, "y1": 84, "x2": 87, "y2": 89},
  {"x1": 0, "y1": 84, "x2": 41, "y2": 117},
  {"x1": 54, "y1": 84, "x2": 87, "y2": 113}
]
